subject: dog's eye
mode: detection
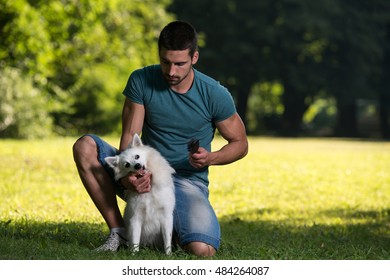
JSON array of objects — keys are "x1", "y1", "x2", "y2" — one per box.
[
  {"x1": 135, "y1": 155, "x2": 140, "y2": 160},
  {"x1": 124, "y1": 162, "x2": 130, "y2": 168}
]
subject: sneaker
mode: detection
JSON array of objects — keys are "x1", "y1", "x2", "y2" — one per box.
[{"x1": 95, "y1": 232, "x2": 128, "y2": 252}]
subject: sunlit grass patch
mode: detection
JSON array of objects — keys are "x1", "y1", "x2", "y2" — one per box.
[
  {"x1": 210, "y1": 137, "x2": 390, "y2": 259},
  {"x1": 1, "y1": 136, "x2": 389, "y2": 259}
]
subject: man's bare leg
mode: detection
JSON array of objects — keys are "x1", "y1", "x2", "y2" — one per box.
[{"x1": 73, "y1": 135, "x2": 124, "y2": 228}]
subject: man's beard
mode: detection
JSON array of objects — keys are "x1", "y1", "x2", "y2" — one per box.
[
  {"x1": 164, "y1": 69, "x2": 191, "y2": 86},
  {"x1": 164, "y1": 74, "x2": 181, "y2": 85}
]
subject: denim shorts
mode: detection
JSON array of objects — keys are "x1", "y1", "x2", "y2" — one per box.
[{"x1": 86, "y1": 134, "x2": 221, "y2": 250}]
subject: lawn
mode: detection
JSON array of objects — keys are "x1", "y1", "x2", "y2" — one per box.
[{"x1": 0, "y1": 136, "x2": 389, "y2": 260}]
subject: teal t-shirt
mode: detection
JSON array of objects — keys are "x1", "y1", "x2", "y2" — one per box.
[{"x1": 123, "y1": 64, "x2": 236, "y2": 185}]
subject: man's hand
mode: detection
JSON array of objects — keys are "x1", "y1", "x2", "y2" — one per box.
[
  {"x1": 189, "y1": 147, "x2": 211, "y2": 169},
  {"x1": 120, "y1": 170, "x2": 152, "y2": 193}
]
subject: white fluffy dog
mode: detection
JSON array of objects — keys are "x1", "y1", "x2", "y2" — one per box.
[{"x1": 105, "y1": 134, "x2": 175, "y2": 254}]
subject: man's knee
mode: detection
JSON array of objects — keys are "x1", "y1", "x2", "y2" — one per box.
[
  {"x1": 73, "y1": 135, "x2": 96, "y2": 159},
  {"x1": 183, "y1": 242, "x2": 216, "y2": 257}
]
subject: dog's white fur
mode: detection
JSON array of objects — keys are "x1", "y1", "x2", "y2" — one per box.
[{"x1": 105, "y1": 134, "x2": 175, "y2": 254}]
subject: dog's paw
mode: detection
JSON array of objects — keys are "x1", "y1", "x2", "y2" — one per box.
[
  {"x1": 165, "y1": 246, "x2": 172, "y2": 255},
  {"x1": 130, "y1": 244, "x2": 140, "y2": 254}
]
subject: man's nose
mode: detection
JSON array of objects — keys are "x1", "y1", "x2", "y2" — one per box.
[{"x1": 168, "y1": 64, "x2": 175, "y2": 76}]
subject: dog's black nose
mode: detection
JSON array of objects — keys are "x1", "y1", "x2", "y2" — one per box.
[{"x1": 134, "y1": 163, "x2": 142, "y2": 170}]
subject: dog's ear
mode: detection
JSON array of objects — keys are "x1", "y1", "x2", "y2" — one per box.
[
  {"x1": 104, "y1": 156, "x2": 123, "y2": 180},
  {"x1": 131, "y1": 133, "x2": 143, "y2": 147},
  {"x1": 104, "y1": 156, "x2": 119, "y2": 169}
]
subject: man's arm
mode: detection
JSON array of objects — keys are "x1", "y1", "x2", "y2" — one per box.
[
  {"x1": 189, "y1": 113, "x2": 248, "y2": 168},
  {"x1": 119, "y1": 97, "x2": 145, "y2": 151},
  {"x1": 212, "y1": 112, "x2": 248, "y2": 165},
  {"x1": 118, "y1": 97, "x2": 151, "y2": 193}
]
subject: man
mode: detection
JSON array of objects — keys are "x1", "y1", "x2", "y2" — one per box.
[{"x1": 73, "y1": 21, "x2": 248, "y2": 257}]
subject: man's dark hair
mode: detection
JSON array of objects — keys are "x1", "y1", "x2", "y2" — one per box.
[{"x1": 158, "y1": 21, "x2": 198, "y2": 57}]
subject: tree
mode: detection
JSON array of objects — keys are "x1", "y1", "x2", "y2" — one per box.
[
  {"x1": 0, "y1": 0, "x2": 173, "y2": 137},
  {"x1": 0, "y1": 0, "x2": 54, "y2": 77},
  {"x1": 39, "y1": 0, "x2": 174, "y2": 135},
  {"x1": 0, "y1": 68, "x2": 52, "y2": 138},
  {"x1": 170, "y1": 0, "x2": 390, "y2": 137},
  {"x1": 322, "y1": 0, "x2": 390, "y2": 137},
  {"x1": 379, "y1": 22, "x2": 390, "y2": 138},
  {"x1": 169, "y1": 0, "x2": 332, "y2": 135},
  {"x1": 265, "y1": 0, "x2": 333, "y2": 135},
  {"x1": 169, "y1": 0, "x2": 273, "y2": 130}
]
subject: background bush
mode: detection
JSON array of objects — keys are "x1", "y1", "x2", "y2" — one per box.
[{"x1": 0, "y1": 68, "x2": 53, "y2": 139}]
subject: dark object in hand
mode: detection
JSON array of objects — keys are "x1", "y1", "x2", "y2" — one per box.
[{"x1": 187, "y1": 138, "x2": 199, "y2": 154}]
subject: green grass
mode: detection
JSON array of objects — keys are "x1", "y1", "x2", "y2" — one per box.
[{"x1": 0, "y1": 137, "x2": 389, "y2": 259}]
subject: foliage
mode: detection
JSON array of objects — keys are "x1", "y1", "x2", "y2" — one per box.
[
  {"x1": 1, "y1": 0, "x2": 390, "y2": 138},
  {"x1": 247, "y1": 82, "x2": 284, "y2": 134},
  {"x1": 321, "y1": 0, "x2": 390, "y2": 137},
  {"x1": 0, "y1": 0, "x2": 54, "y2": 77},
  {"x1": 303, "y1": 98, "x2": 337, "y2": 136},
  {"x1": 169, "y1": 0, "x2": 390, "y2": 137},
  {"x1": 0, "y1": 0, "x2": 173, "y2": 137},
  {"x1": 0, "y1": 68, "x2": 53, "y2": 138},
  {"x1": 0, "y1": 137, "x2": 389, "y2": 259}
]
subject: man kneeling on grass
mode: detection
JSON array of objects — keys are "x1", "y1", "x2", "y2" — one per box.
[{"x1": 73, "y1": 20, "x2": 248, "y2": 257}]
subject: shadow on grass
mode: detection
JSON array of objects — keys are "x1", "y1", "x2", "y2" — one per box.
[
  {"x1": 219, "y1": 208, "x2": 390, "y2": 260},
  {"x1": 0, "y1": 219, "x2": 107, "y2": 260},
  {"x1": 0, "y1": 219, "x2": 190, "y2": 260},
  {"x1": 1, "y1": 209, "x2": 389, "y2": 260}
]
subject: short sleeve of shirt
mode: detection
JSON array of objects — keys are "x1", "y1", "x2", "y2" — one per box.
[
  {"x1": 122, "y1": 67, "x2": 149, "y2": 105},
  {"x1": 193, "y1": 70, "x2": 236, "y2": 123},
  {"x1": 209, "y1": 84, "x2": 236, "y2": 123}
]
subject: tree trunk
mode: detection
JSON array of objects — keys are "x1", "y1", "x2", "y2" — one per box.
[
  {"x1": 335, "y1": 101, "x2": 359, "y2": 137},
  {"x1": 235, "y1": 82, "x2": 251, "y2": 129},
  {"x1": 281, "y1": 82, "x2": 308, "y2": 136},
  {"x1": 379, "y1": 23, "x2": 390, "y2": 139},
  {"x1": 379, "y1": 92, "x2": 390, "y2": 139}
]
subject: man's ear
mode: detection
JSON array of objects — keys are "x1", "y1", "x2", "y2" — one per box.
[{"x1": 191, "y1": 51, "x2": 199, "y2": 65}]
